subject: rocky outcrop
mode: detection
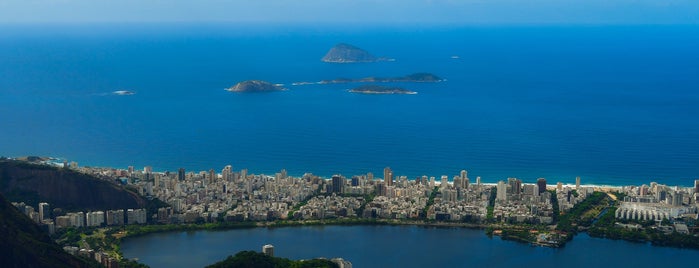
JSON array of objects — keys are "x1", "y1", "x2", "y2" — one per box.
[
  {"x1": 322, "y1": 43, "x2": 382, "y2": 63},
  {"x1": 0, "y1": 160, "x2": 146, "y2": 211},
  {"x1": 226, "y1": 80, "x2": 285, "y2": 93}
]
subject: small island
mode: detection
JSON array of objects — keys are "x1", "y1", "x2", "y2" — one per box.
[
  {"x1": 112, "y1": 90, "x2": 135, "y2": 96},
  {"x1": 226, "y1": 80, "x2": 285, "y2": 93},
  {"x1": 349, "y1": 85, "x2": 417, "y2": 95},
  {"x1": 321, "y1": 43, "x2": 392, "y2": 63},
  {"x1": 292, "y1": 73, "x2": 443, "y2": 86},
  {"x1": 321, "y1": 72, "x2": 443, "y2": 84}
]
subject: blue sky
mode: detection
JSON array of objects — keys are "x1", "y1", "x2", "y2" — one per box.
[{"x1": 0, "y1": 0, "x2": 697, "y2": 25}]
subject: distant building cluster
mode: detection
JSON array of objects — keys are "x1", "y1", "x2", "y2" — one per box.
[
  {"x1": 11, "y1": 201, "x2": 147, "y2": 235},
  {"x1": 615, "y1": 180, "x2": 699, "y2": 221},
  {"x1": 63, "y1": 246, "x2": 120, "y2": 268},
  {"x1": 64, "y1": 164, "x2": 602, "y2": 226},
  {"x1": 22, "y1": 160, "x2": 699, "y2": 229}
]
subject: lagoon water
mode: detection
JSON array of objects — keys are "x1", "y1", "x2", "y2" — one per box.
[
  {"x1": 1, "y1": 25, "x2": 699, "y2": 186},
  {"x1": 120, "y1": 225, "x2": 699, "y2": 267}
]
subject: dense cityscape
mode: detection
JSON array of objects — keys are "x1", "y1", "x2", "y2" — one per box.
[{"x1": 7, "y1": 157, "x2": 698, "y2": 267}]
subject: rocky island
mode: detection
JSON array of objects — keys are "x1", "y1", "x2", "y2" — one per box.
[
  {"x1": 321, "y1": 43, "x2": 392, "y2": 63},
  {"x1": 349, "y1": 85, "x2": 417, "y2": 95},
  {"x1": 226, "y1": 80, "x2": 285, "y2": 93}
]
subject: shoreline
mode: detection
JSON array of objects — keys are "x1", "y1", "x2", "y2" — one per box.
[{"x1": 8, "y1": 156, "x2": 694, "y2": 188}]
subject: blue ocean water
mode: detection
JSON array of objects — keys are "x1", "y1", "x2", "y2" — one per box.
[{"x1": 1, "y1": 24, "x2": 698, "y2": 186}]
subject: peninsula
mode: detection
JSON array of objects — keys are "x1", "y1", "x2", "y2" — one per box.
[
  {"x1": 349, "y1": 85, "x2": 417, "y2": 95},
  {"x1": 321, "y1": 43, "x2": 393, "y2": 63},
  {"x1": 226, "y1": 80, "x2": 285, "y2": 93}
]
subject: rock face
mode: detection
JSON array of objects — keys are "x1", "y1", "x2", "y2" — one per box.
[
  {"x1": 226, "y1": 80, "x2": 284, "y2": 93},
  {"x1": 0, "y1": 160, "x2": 146, "y2": 211},
  {"x1": 322, "y1": 43, "x2": 379, "y2": 63}
]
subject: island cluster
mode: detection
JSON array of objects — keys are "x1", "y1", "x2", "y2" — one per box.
[{"x1": 226, "y1": 43, "x2": 444, "y2": 94}]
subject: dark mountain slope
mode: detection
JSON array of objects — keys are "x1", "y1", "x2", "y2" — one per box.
[
  {"x1": 0, "y1": 160, "x2": 146, "y2": 211},
  {"x1": 0, "y1": 192, "x2": 96, "y2": 268}
]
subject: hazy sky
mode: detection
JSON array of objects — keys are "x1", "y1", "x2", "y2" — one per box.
[{"x1": 0, "y1": 0, "x2": 697, "y2": 25}]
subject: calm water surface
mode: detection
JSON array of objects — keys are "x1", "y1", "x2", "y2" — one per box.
[
  {"x1": 120, "y1": 225, "x2": 699, "y2": 267},
  {"x1": 1, "y1": 25, "x2": 698, "y2": 185}
]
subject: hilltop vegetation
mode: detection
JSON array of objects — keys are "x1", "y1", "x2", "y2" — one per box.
[{"x1": 206, "y1": 251, "x2": 338, "y2": 268}]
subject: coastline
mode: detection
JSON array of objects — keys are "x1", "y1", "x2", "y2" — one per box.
[
  {"x1": 25, "y1": 156, "x2": 669, "y2": 188},
  {"x1": 10, "y1": 156, "x2": 692, "y2": 267}
]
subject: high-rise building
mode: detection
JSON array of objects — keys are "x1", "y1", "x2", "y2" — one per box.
[
  {"x1": 508, "y1": 178, "x2": 521, "y2": 195},
  {"x1": 537, "y1": 178, "x2": 547, "y2": 194},
  {"x1": 576, "y1": 176, "x2": 581, "y2": 190},
  {"x1": 38, "y1": 202, "x2": 50, "y2": 220},
  {"x1": 106, "y1": 210, "x2": 125, "y2": 226},
  {"x1": 367, "y1": 172, "x2": 374, "y2": 182},
  {"x1": 672, "y1": 192, "x2": 683, "y2": 206},
  {"x1": 331, "y1": 175, "x2": 344, "y2": 193},
  {"x1": 240, "y1": 168, "x2": 248, "y2": 181},
  {"x1": 221, "y1": 165, "x2": 232, "y2": 181},
  {"x1": 496, "y1": 181, "x2": 507, "y2": 202},
  {"x1": 177, "y1": 168, "x2": 185, "y2": 181},
  {"x1": 460, "y1": 170, "x2": 468, "y2": 188},
  {"x1": 209, "y1": 169, "x2": 216, "y2": 184},
  {"x1": 127, "y1": 209, "x2": 147, "y2": 225},
  {"x1": 351, "y1": 176, "x2": 360, "y2": 187},
  {"x1": 262, "y1": 244, "x2": 274, "y2": 257},
  {"x1": 694, "y1": 179, "x2": 699, "y2": 193},
  {"x1": 144, "y1": 166, "x2": 153, "y2": 174},
  {"x1": 453, "y1": 176, "x2": 461, "y2": 189},
  {"x1": 383, "y1": 167, "x2": 393, "y2": 186},
  {"x1": 556, "y1": 182, "x2": 563, "y2": 191},
  {"x1": 86, "y1": 211, "x2": 105, "y2": 227},
  {"x1": 523, "y1": 184, "x2": 538, "y2": 196}
]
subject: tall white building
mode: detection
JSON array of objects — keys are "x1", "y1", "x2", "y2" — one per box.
[
  {"x1": 86, "y1": 211, "x2": 105, "y2": 227},
  {"x1": 497, "y1": 181, "x2": 507, "y2": 202},
  {"x1": 262, "y1": 244, "x2": 274, "y2": 257},
  {"x1": 38, "y1": 202, "x2": 50, "y2": 221},
  {"x1": 576, "y1": 176, "x2": 581, "y2": 190}
]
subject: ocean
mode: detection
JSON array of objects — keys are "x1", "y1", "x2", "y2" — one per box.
[{"x1": 1, "y1": 24, "x2": 698, "y2": 186}]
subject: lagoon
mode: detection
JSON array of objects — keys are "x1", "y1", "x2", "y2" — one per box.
[{"x1": 120, "y1": 225, "x2": 698, "y2": 267}]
